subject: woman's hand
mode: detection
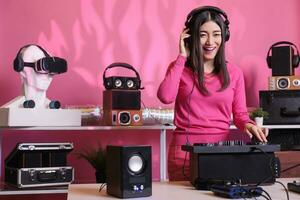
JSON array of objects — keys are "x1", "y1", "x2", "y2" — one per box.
[
  {"x1": 244, "y1": 123, "x2": 268, "y2": 142},
  {"x1": 179, "y1": 28, "x2": 190, "y2": 57}
]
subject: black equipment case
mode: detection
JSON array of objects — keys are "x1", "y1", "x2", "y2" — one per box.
[
  {"x1": 260, "y1": 90, "x2": 300, "y2": 125},
  {"x1": 5, "y1": 143, "x2": 74, "y2": 188}
]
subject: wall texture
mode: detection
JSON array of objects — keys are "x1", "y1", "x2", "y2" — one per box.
[{"x1": 0, "y1": 1, "x2": 299, "y2": 199}]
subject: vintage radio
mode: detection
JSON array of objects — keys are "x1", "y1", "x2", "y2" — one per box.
[
  {"x1": 103, "y1": 110, "x2": 143, "y2": 126},
  {"x1": 269, "y1": 76, "x2": 300, "y2": 90},
  {"x1": 5, "y1": 143, "x2": 74, "y2": 188}
]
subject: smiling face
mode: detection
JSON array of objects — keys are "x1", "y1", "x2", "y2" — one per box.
[{"x1": 199, "y1": 20, "x2": 222, "y2": 62}]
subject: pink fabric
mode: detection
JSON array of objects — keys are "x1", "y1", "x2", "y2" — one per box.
[{"x1": 157, "y1": 55, "x2": 254, "y2": 136}]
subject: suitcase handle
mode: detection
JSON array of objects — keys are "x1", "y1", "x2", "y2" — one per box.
[
  {"x1": 37, "y1": 170, "x2": 57, "y2": 182},
  {"x1": 280, "y1": 107, "x2": 300, "y2": 117}
]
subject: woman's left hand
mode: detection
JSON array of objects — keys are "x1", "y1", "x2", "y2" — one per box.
[{"x1": 244, "y1": 123, "x2": 268, "y2": 143}]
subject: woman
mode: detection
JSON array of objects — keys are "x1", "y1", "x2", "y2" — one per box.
[{"x1": 157, "y1": 6, "x2": 267, "y2": 181}]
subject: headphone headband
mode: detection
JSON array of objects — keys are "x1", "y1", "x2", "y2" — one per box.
[
  {"x1": 185, "y1": 6, "x2": 230, "y2": 27},
  {"x1": 185, "y1": 6, "x2": 230, "y2": 41},
  {"x1": 267, "y1": 41, "x2": 299, "y2": 58},
  {"x1": 103, "y1": 62, "x2": 141, "y2": 80}
]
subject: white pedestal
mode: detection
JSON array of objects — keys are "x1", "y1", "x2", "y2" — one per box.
[{"x1": 0, "y1": 108, "x2": 81, "y2": 126}]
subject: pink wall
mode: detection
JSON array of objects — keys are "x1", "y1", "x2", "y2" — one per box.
[{"x1": 0, "y1": 0, "x2": 300, "y2": 196}]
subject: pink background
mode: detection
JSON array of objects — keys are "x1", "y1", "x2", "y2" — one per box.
[{"x1": 0, "y1": 0, "x2": 300, "y2": 199}]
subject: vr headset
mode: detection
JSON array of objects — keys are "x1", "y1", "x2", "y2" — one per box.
[{"x1": 13, "y1": 44, "x2": 67, "y2": 75}]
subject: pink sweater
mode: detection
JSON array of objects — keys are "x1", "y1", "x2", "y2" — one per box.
[{"x1": 157, "y1": 55, "x2": 253, "y2": 136}]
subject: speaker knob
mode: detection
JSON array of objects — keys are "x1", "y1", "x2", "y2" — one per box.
[
  {"x1": 293, "y1": 79, "x2": 300, "y2": 86},
  {"x1": 133, "y1": 114, "x2": 140, "y2": 122}
]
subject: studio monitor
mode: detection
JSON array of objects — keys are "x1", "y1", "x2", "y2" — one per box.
[
  {"x1": 106, "y1": 145, "x2": 152, "y2": 198},
  {"x1": 103, "y1": 90, "x2": 141, "y2": 110}
]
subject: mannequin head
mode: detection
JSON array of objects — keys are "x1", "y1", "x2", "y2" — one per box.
[{"x1": 19, "y1": 45, "x2": 53, "y2": 94}]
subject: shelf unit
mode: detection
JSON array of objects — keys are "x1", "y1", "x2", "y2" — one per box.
[
  {"x1": 0, "y1": 125, "x2": 175, "y2": 195},
  {"x1": 1, "y1": 124, "x2": 300, "y2": 195}
]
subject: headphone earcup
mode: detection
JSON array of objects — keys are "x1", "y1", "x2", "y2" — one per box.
[
  {"x1": 292, "y1": 55, "x2": 300, "y2": 68},
  {"x1": 224, "y1": 28, "x2": 230, "y2": 42},
  {"x1": 23, "y1": 100, "x2": 35, "y2": 108},
  {"x1": 13, "y1": 56, "x2": 24, "y2": 72},
  {"x1": 267, "y1": 56, "x2": 272, "y2": 68}
]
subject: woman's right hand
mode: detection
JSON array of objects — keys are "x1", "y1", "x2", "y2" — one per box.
[{"x1": 179, "y1": 28, "x2": 191, "y2": 57}]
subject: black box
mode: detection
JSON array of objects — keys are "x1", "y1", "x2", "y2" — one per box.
[
  {"x1": 270, "y1": 46, "x2": 294, "y2": 76},
  {"x1": 103, "y1": 90, "x2": 141, "y2": 110},
  {"x1": 5, "y1": 143, "x2": 74, "y2": 188},
  {"x1": 260, "y1": 90, "x2": 300, "y2": 124},
  {"x1": 182, "y1": 144, "x2": 281, "y2": 190}
]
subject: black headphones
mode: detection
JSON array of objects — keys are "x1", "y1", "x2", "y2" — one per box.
[
  {"x1": 185, "y1": 6, "x2": 230, "y2": 42},
  {"x1": 103, "y1": 62, "x2": 142, "y2": 90},
  {"x1": 13, "y1": 44, "x2": 50, "y2": 72},
  {"x1": 266, "y1": 41, "x2": 300, "y2": 68}
]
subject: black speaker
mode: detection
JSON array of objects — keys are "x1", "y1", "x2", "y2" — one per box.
[
  {"x1": 103, "y1": 90, "x2": 141, "y2": 110},
  {"x1": 106, "y1": 145, "x2": 152, "y2": 198}
]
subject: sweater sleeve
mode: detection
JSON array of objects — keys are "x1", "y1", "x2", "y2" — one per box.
[
  {"x1": 157, "y1": 55, "x2": 186, "y2": 104},
  {"x1": 232, "y1": 69, "x2": 255, "y2": 131}
]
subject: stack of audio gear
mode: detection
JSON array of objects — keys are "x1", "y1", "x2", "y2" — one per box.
[
  {"x1": 266, "y1": 41, "x2": 300, "y2": 91},
  {"x1": 5, "y1": 143, "x2": 74, "y2": 188},
  {"x1": 182, "y1": 141, "x2": 281, "y2": 190},
  {"x1": 103, "y1": 63, "x2": 143, "y2": 126},
  {"x1": 260, "y1": 41, "x2": 300, "y2": 125}
]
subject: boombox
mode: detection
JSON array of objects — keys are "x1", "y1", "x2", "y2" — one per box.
[
  {"x1": 103, "y1": 110, "x2": 143, "y2": 126},
  {"x1": 269, "y1": 76, "x2": 300, "y2": 90},
  {"x1": 103, "y1": 90, "x2": 141, "y2": 110}
]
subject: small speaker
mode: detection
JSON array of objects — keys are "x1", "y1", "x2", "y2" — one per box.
[
  {"x1": 106, "y1": 145, "x2": 152, "y2": 198},
  {"x1": 103, "y1": 110, "x2": 143, "y2": 126},
  {"x1": 271, "y1": 46, "x2": 294, "y2": 76},
  {"x1": 103, "y1": 90, "x2": 141, "y2": 110},
  {"x1": 104, "y1": 76, "x2": 141, "y2": 90}
]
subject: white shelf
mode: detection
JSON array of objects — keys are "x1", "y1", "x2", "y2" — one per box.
[
  {"x1": 0, "y1": 184, "x2": 68, "y2": 195},
  {"x1": 0, "y1": 125, "x2": 176, "y2": 131}
]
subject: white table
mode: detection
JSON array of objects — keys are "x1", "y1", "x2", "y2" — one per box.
[{"x1": 67, "y1": 178, "x2": 300, "y2": 200}]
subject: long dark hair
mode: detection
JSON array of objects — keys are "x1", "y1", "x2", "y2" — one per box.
[{"x1": 186, "y1": 10, "x2": 230, "y2": 95}]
